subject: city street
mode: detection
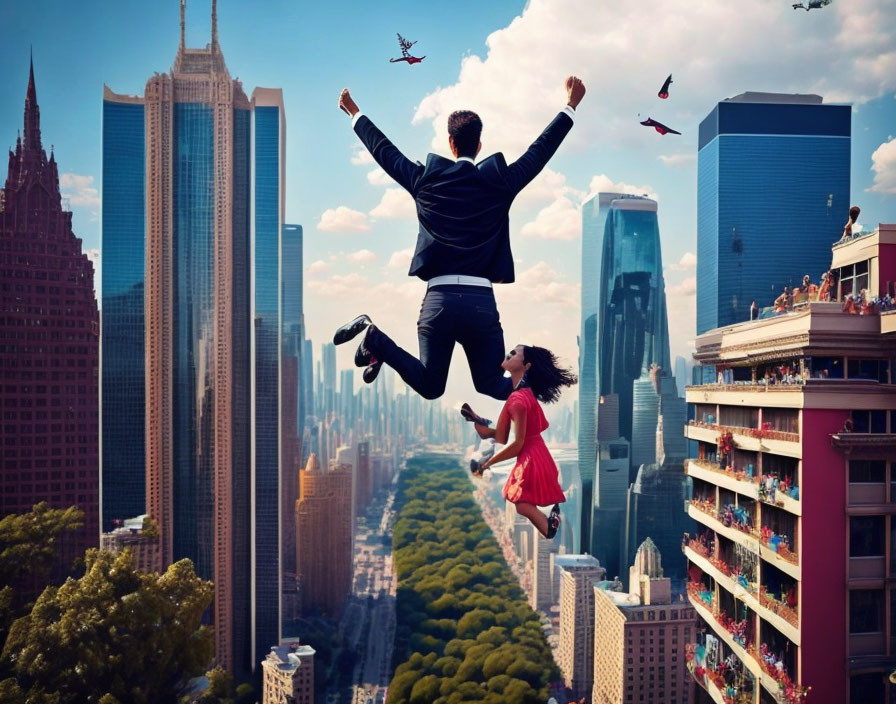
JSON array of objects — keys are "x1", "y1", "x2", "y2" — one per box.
[{"x1": 347, "y1": 480, "x2": 398, "y2": 704}]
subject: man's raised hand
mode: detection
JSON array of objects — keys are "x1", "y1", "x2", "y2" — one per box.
[
  {"x1": 339, "y1": 88, "x2": 359, "y2": 118},
  {"x1": 566, "y1": 76, "x2": 586, "y2": 109}
]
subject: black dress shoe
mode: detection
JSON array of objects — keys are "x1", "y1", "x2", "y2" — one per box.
[
  {"x1": 333, "y1": 314, "x2": 372, "y2": 345},
  {"x1": 354, "y1": 327, "x2": 376, "y2": 367},
  {"x1": 362, "y1": 359, "x2": 383, "y2": 384}
]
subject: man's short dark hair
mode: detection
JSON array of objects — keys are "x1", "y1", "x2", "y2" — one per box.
[{"x1": 448, "y1": 110, "x2": 482, "y2": 158}]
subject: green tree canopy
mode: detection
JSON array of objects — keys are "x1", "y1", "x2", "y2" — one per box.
[{"x1": 1, "y1": 549, "x2": 214, "y2": 704}]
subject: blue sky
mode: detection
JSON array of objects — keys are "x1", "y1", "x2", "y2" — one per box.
[{"x1": 1, "y1": 0, "x2": 894, "y2": 410}]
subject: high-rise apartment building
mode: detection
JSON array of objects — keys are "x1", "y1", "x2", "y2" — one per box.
[
  {"x1": 261, "y1": 640, "x2": 315, "y2": 704},
  {"x1": 592, "y1": 540, "x2": 697, "y2": 704},
  {"x1": 0, "y1": 59, "x2": 100, "y2": 582},
  {"x1": 102, "y1": 3, "x2": 286, "y2": 673},
  {"x1": 295, "y1": 452, "x2": 353, "y2": 616},
  {"x1": 684, "y1": 225, "x2": 896, "y2": 703},
  {"x1": 531, "y1": 526, "x2": 563, "y2": 612},
  {"x1": 99, "y1": 514, "x2": 161, "y2": 573},
  {"x1": 696, "y1": 92, "x2": 851, "y2": 334},
  {"x1": 556, "y1": 554, "x2": 607, "y2": 699}
]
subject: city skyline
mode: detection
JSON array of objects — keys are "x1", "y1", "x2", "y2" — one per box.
[{"x1": 1, "y1": 0, "x2": 894, "y2": 408}]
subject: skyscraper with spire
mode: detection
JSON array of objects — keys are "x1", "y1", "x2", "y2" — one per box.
[
  {"x1": 102, "y1": 1, "x2": 286, "y2": 675},
  {"x1": 0, "y1": 57, "x2": 100, "y2": 583}
]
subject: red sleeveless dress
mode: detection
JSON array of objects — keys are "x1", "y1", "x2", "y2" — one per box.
[{"x1": 501, "y1": 387, "x2": 566, "y2": 506}]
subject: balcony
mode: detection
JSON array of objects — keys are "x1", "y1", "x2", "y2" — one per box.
[
  {"x1": 686, "y1": 651, "x2": 753, "y2": 704},
  {"x1": 687, "y1": 501, "x2": 759, "y2": 555},
  {"x1": 687, "y1": 421, "x2": 801, "y2": 458},
  {"x1": 684, "y1": 544, "x2": 800, "y2": 646},
  {"x1": 758, "y1": 481, "x2": 801, "y2": 517},
  {"x1": 687, "y1": 586, "x2": 808, "y2": 704},
  {"x1": 759, "y1": 529, "x2": 800, "y2": 581},
  {"x1": 687, "y1": 459, "x2": 760, "y2": 500}
]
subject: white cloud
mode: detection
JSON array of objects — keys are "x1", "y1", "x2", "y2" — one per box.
[
  {"x1": 667, "y1": 276, "x2": 697, "y2": 297},
  {"x1": 60, "y1": 172, "x2": 100, "y2": 209},
  {"x1": 388, "y1": 248, "x2": 414, "y2": 269},
  {"x1": 867, "y1": 135, "x2": 896, "y2": 194},
  {"x1": 499, "y1": 261, "x2": 579, "y2": 307},
  {"x1": 520, "y1": 196, "x2": 580, "y2": 240},
  {"x1": 369, "y1": 188, "x2": 416, "y2": 220},
  {"x1": 512, "y1": 167, "x2": 582, "y2": 212},
  {"x1": 587, "y1": 174, "x2": 657, "y2": 202},
  {"x1": 413, "y1": 0, "x2": 896, "y2": 157},
  {"x1": 317, "y1": 206, "x2": 370, "y2": 233},
  {"x1": 347, "y1": 249, "x2": 377, "y2": 264},
  {"x1": 367, "y1": 167, "x2": 393, "y2": 187},
  {"x1": 667, "y1": 252, "x2": 697, "y2": 272},
  {"x1": 307, "y1": 273, "x2": 370, "y2": 297},
  {"x1": 658, "y1": 153, "x2": 697, "y2": 169},
  {"x1": 307, "y1": 260, "x2": 329, "y2": 277},
  {"x1": 307, "y1": 272, "x2": 420, "y2": 303},
  {"x1": 350, "y1": 147, "x2": 374, "y2": 166}
]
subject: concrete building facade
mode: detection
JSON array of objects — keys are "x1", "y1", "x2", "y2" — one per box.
[
  {"x1": 684, "y1": 225, "x2": 896, "y2": 703},
  {"x1": 556, "y1": 554, "x2": 607, "y2": 699}
]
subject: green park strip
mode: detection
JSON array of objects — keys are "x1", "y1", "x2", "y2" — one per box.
[{"x1": 387, "y1": 454, "x2": 560, "y2": 704}]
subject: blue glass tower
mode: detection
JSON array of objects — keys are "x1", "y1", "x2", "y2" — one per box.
[
  {"x1": 101, "y1": 90, "x2": 145, "y2": 532},
  {"x1": 697, "y1": 92, "x2": 851, "y2": 333},
  {"x1": 578, "y1": 192, "x2": 620, "y2": 553},
  {"x1": 252, "y1": 88, "x2": 285, "y2": 664},
  {"x1": 599, "y1": 196, "x2": 671, "y2": 446}
]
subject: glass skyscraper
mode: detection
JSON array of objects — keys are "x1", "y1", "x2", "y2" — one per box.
[
  {"x1": 578, "y1": 192, "x2": 620, "y2": 553},
  {"x1": 252, "y1": 88, "x2": 286, "y2": 668},
  {"x1": 101, "y1": 89, "x2": 145, "y2": 532},
  {"x1": 599, "y1": 196, "x2": 671, "y2": 446},
  {"x1": 281, "y1": 223, "x2": 303, "y2": 625},
  {"x1": 696, "y1": 92, "x2": 851, "y2": 334},
  {"x1": 101, "y1": 5, "x2": 285, "y2": 676}
]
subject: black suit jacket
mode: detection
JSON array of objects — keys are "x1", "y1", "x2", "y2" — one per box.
[{"x1": 353, "y1": 112, "x2": 574, "y2": 283}]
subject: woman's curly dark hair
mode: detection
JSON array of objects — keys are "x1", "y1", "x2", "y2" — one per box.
[{"x1": 521, "y1": 345, "x2": 577, "y2": 404}]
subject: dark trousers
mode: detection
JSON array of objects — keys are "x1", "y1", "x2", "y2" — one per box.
[{"x1": 367, "y1": 284, "x2": 512, "y2": 401}]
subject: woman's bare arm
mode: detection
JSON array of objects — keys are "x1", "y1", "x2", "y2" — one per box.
[{"x1": 483, "y1": 406, "x2": 527, "y2": 469}]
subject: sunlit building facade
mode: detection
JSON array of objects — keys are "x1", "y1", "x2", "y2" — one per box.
[{"x1": 102, "y1": 4, "x2": 286, "y2": 674}]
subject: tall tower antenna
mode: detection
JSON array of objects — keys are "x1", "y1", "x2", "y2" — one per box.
[
  {"x1": 211, "y1": 0, "x2": 218, "y2": 50},
  {"x1": 179, "y1": 0, "x2": 186, "y2": 50}
]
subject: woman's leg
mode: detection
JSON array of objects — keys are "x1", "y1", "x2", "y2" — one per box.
[{"x1": 516, "y1": 502, "x2": 548, "y2": 537}]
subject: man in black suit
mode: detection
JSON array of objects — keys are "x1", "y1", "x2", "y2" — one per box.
[{"x1": 334, "y1": 76, "x2": 586, "y2": 400}]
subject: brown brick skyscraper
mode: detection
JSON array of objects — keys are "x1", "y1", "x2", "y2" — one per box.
[{"x1": 0, "y1": 57, "x2": 99, "y2": 581}]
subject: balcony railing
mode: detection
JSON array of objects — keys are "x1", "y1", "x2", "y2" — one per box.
[
  {"x1": 759, "y1": 527, "x2": 798, "y2": 566},
  {"x1": 687, "y1": 584, "x2": 809, "y2": 704},
  {"x1": 688, "y1": 459, "x2": 760, "y2": 493},
  {"x1": 686, "y1": 648, "x2": 754, "y2": 704},
  {"x1": 689, "y1": 420, "x2": 800, "y2": 444},
  {"x1": 758, "y1": 585, "x2": 799, "y2": 630}
]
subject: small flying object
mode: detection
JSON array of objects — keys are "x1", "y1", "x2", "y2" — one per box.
[
  {"x1": 640, "y1": 117, "x2": 681, "y2": 135},
  {"x1": 658, "y1": 74, "x2": 673, "y2": 99},
  {"x1": 389, "y1": 33, "x2": 425, "y2": 65},
  {"x1": 791, "y1": 0, "x2": 832, "y2": 10}
]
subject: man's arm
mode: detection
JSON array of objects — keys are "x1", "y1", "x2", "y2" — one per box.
[
  {"x1": 339, "y1": 88, "x2": 423, "y2": 194},
  {"x1": 505, "y1": 76, "x2": 585, "y2": 194}
]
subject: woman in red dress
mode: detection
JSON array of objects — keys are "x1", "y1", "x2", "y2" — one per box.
[{"x1": 465, "y1": 344, "x2": 576, "y2": 539}]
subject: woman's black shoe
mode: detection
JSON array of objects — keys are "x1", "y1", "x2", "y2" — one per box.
[
  {"x1": 546, "y1": 504, "x2": 561, "y2": 539},
  {"x1": 470, "y1": 459, "x2": 484, "y2": 477}
]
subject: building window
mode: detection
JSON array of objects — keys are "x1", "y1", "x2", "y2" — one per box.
[
  {"x1": 850, "y1": 590, "x2": 884, "y2": 634},
  {"x1": 850, "y1": 460, "x2": 886, "y2": 483},
  {"x1": 850, "y1": 516, "x2": 885, "y2": 557},
  {"x1": 851, "y1": 410, "x2": 888, "y2": 434}
]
